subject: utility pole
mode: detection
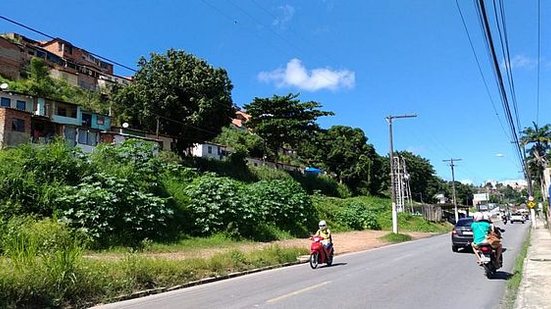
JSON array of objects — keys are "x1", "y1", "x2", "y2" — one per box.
[
  {"x1": 443, "y1": 158, "x2": 462, "y2": 223},
  {"x1": 386, "y1": 114, "x2": 417, "y2": 234}
]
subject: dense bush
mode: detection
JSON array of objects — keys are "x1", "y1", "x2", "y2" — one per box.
[
  {"x1": 56, "y1": 173, "x2": 171, "y2": 246},
  {"x1": 0, "y1": 142, "x2": 86, "y2": 218},
  {"x1": 90, "y1": 140, "x2": 166, "y2": 193},
  {"x1": 246, "y1": 179, "x2": 316, "y2": 236},
  {"x1": 249, "y1": 165, "x2": 292, "y2": 181},
  {"x1": 337, "y1": 202, "x2": 380, "y2": 230},
  {"x1": 185, "y1": 175, "x2": 255, "y2": 237}
]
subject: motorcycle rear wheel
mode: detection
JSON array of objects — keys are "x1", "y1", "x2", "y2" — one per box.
[
  {"x1": 310, "y1": 253, "x2": 319, "y2": 269},
  {"x1": 484, "y1": 263, "x2": 495, "y2": 279}
]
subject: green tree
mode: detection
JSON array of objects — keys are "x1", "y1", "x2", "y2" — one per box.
[
  {"x1": 111, "y1": 49, "x2": 235, "y2": 153},
  {"x1": 453, "y1": 181, "x2": 475, "y2": 206},
  {"x1": 1, "y1": 57, "x2": 105, "y2": 113},
  {"x1": 243, "y1": 93, "x2": 333, "y2": 161},
  {"x1": 393, "y1": 151, "x2": 443, "y2": 203},
  {"x1": 301, "y1": 126, "x2": 383, "y2": 195},
  {"x1": 214, "y1": 126, "x2": 266, "y2": 159},
  {"x1": 521, "y1": 122, "x2": 551, "y2": 199}
]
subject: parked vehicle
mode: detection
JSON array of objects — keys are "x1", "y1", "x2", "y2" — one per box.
[
  {"x1": 510, "y1": 212, "x2": 525, "y2": 224},
  {"x1": 309, "y1": 236, "x2": 334, "y2": 269},
  {"x1": 451, "y1": 217, "x2": 474, "y2": 252}
]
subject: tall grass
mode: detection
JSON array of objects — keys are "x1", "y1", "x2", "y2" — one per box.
[{"x1": 0, "y1": 218, "x2": 308, "y2": 308}]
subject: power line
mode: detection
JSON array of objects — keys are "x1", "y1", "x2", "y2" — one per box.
[
  {"x1": 0, "y1": 15, "x2": 137, "y2": 73},
  {"x1": 537, "y1": 0, "x2": 541, "y2": 125},
  {"x1": 474, "y1": 0, "x2": 527, "y2": 184},
  {"x1": 455, "y1": 0, "x2": 510, "y2": 141}
]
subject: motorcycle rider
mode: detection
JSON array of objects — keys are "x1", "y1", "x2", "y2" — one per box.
[
  {"x1": 314, "y1": 220, "x2": 333, "y2": 253},
  {"x1": 471, "y1": 212, "x2": 503, "y2": 267}
]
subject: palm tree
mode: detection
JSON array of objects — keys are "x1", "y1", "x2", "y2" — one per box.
[{"x1": 520, "y1": 122, "x2": 551, "y2": 201}]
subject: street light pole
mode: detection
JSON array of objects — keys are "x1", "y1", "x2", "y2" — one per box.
[
  {"x1": 443, "y1": 158, "x2": 462, "y2": 223},
  {"x1": 386, "y1": 114, "x2": 417, "y2": 234}
]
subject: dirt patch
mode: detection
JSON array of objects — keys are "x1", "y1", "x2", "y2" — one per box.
[{"x1": 85, "y1": 231, "x2": 439, "y2": 261}]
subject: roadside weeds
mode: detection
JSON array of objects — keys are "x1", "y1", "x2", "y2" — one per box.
[{"x1": 500, "y1": 229, "x2": 530, "y2": 309}]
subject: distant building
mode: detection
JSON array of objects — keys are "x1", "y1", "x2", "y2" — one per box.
[
  {"x1": 231, "y1": 110, "x2": 251, "y2": 131},
  {"x1": 0, "y1": 33, "x2": 131, "y2": 91},
  {"x1": 190, "y1": 142, "x2": 229, "y2": 161}
]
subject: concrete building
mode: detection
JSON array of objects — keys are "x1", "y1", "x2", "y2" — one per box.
[
  {"x1": 0, "y1": 106, "x2": 32, "y2": 148},
  {"x1": 0, "y1": 33, "x2": 131, "y2": 91},
  {"x1": 190, "y1": 142, "x2": 229, "y2": 160},
  {"x1": 0, "y1": 36, "x2": 23, "y2": 80}
]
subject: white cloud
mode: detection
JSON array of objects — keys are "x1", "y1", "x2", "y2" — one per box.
[
  {"x1": 272, "y1": 4, "x2": 295, "y2": 30},
  {"x1": 502, "y1": 55, "x2": 537, "y2": 69},
  {"x1": 496, "y1": 153, "x2": 504, "y2": 157},
  {"x1": 258, "y1": 58, "x2": 355, "y2": 91}
]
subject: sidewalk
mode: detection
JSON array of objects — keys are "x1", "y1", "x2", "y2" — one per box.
[{"x1": 514, "y1": 217, "x2": 551, "y2": 309}]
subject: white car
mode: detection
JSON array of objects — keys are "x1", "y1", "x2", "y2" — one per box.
[{"x1": 510, "y1": 213, "x2": 525, "y2": 224}]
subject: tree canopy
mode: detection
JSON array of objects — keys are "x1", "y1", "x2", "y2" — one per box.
[
  {"x1": 300, "y1": 125, "x2": 383, "y2": 195},
  {"x1": 243, "y1": 93, "x2": 333, "y2": 161},
  {"x1": 111, "y1": 49, "x2": 235, "y2": 153}
]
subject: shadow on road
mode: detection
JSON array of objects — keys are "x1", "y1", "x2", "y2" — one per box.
[
  {"x1": 320, "y1": 263, "x2": 347, "y2": 268},
  {"x1": 491, "y1": 271, "x2": 514, "y2": 280}
]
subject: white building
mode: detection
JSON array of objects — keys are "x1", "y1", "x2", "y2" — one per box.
[{"x1": 190, "y1": 142, "x2": 228, "y2": 160}]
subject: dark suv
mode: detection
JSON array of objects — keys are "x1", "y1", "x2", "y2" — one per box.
[{"x1": 451, "y1": 217, "x2": 474, "y2": 252}]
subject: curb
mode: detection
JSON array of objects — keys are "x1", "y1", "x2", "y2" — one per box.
[
  {"x1": 92, "y1": 259, "x2": 306, "y2": 307},
  {"x1": 92, "y1": 232, "x2": 441, "y2": 307}
]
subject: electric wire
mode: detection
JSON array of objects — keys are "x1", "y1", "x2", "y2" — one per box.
[
  {"x1": 455, "y1": 0, "x2": 511, "y2": 141},
  {"x1": 474, "y1": 0, "x2": 527, "y2": 184},
  {"x1": 537, "y1": 0, "x2": 541, "y2": 125},
  {"x1": 493, "y1": 0, "x2": 522, "y2": 133}
]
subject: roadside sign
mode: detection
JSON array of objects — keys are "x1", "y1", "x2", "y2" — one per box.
[{"x1": 527, "y1": 201, "x2": 536, "y2": 209}]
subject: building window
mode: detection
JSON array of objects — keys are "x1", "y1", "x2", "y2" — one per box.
[
  {"x1": 56, "y1": 103, "x2": 78, "y2": 118},
  {"x1": 16, "y1": 100, "x2": 26, "y2": 111},
  {"x1": 11, "y1": 118, "x2": 25, "y2": 132},
  {"x1": 0, "y1": 97, "x2": 10, "y2": 107},
  {"x1": 97, "y1": 116, "x2": 105, "y2": 126},
  {"x1": 207, "y1": 146, "x2": 213, "y2": 154},
  {"x1": 78, "y1": 130, "x2": 98, "y2": 146},
  {"x1": 58, "y1": 42, "x2": 63, "y2": 52}
]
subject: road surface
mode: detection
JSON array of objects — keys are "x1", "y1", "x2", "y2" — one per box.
[{"x1": 95, "y1": 222, "x2": 529, "y2": 309}]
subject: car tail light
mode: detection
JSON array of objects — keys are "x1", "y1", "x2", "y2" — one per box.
[{"x1": 452, "y1": 229, "x2": 457, "y2": 235}]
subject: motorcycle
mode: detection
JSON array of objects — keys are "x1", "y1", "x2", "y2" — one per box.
[
  {"x1": 502, "y1": 215, "x2": 508, "y2": 225},
  {"x1": 473, "y1": 228, "x2": 504, "y2": 279},
  {"x1": 309, "y1": 236, "x2": 334, "y2": 269}
]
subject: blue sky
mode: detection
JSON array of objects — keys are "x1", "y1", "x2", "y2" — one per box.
[{"x1": 2, "y1": 0, "x2": 549, "y2": 185}]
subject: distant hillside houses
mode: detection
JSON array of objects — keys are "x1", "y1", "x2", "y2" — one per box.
[
  {"x1": 0, "y1": 89, "x2": 176, "y2": 152},
  {"x1": 0, "y1": 32, "x2": 131, "y2": 91}
]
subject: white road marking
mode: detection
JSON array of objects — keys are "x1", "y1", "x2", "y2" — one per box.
[{"x1": 266, "y1": 281, "x2": 331, "y2": 304}]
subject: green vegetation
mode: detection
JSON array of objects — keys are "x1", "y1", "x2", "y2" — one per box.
[
  {"x1": 0, "y1": 57, "x2": 106, "y2": 113},
  {"x1": 0, "y1": 216, "x2": 306, "y2": 308},
  {"x1": 312, "y1": 195, "x2": 451, "y2": 233},
  {"x1": 111, "y1": 49, "x2": 235, "y2": 153},
  {"x1": 0, "y1": 138, "x2": 457, "y2": 306},
  {"x1": 379, "y1": 233, "x2": 413, "y2": 243},
  {"x1": 502, "y1": 230, "x2": 531, "y2": 309}
]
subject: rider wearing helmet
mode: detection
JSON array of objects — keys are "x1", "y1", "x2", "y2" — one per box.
[
  {"x1": 471, "y1": 212, "x2": 503, "y2": 267},
  {"x1": 314, "y1": 220, "x2": 333, "y2": 250}
]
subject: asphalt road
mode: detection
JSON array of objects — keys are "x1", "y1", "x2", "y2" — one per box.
[{"x1": 95, "y1": 221, "x2": 529, "y2": 309}]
